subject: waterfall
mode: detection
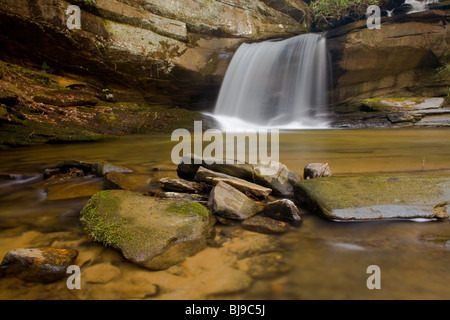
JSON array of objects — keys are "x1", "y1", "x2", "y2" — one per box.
[
  {"x1": 405, "y1": 0, "x2": 440, "y2": 14},
  {"x1": 213, "y1": 33, "x2": 329, "y2": 130}
]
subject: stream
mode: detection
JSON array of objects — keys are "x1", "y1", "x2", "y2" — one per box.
[{"x1": 0, "y1": 128, "x2": 449, "y2": 299}]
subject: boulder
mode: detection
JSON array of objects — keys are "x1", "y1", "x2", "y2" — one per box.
[
  {"x1": 304, "y1": 163, "x2": 333, "y2": 180},
  {"x1": 80, "y1": 190, "x2": 211, "y2": 270},
  {"x1": 0, "y1": 247, "x2": 78, "y2": 283},
  {"x1": 252, "y1": 161, "x2": 301, "y2": 197},
  {"x1": 295, "y1": 175, "x2": 450, "y2": 221},
  {"x1": 242, "y1": 215, "x2": 292, "y2": 234},
  {"x1": 261, "y1": 199, "x2": 303, "y2": 227},
  {"x1": 208, "y1": 181, "x2": 263, "y2": 220}
]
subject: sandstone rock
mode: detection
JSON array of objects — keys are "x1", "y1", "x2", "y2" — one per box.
[
  {"x1": 147, "y1": 190, "x2": 208, "y2": 203},
  {"x1": 304, "y1": 163, "x2": 333, "y2": 180},
  {"x1": 242, "y1": 215, "x2": 292, "y2": 234},
  {"x1": 363, "y1": 97, "x2": 445, "y2": 113},
  {"x1": 159, "y1": 177, "x2": 205, "y2": 194},
  {"x1": 208, "y1": 181, "x2": 263, "y2": 220},
  {"x1": 83, "y1": 263, "x2": 121, "y2": 284},
  {"x1": 328, "y1": 11, "x2": 450, "y2": 110},
  {"x1": 179, "y1": 154, "x2": 300, "y2": 196},
  {"x1": 80, "y1": 190, "x2": 211, "y2": 270},
  {"x1": 0, "y1": 247, "x2": 78, "y2": 283},
  {"x1": 239, "y1": 252, "x2": 291, "y2": 279},
  {"x1": 295, "y1": 175, "x2": 450, "y2": 221},
  {"x1": 0, "y1": 0, "x2": 305, "y2": 109},
  {"x1": 104, "y1": 172, "x2": 151, "y2": 191},
  {"x1": 261, "y1": 199, "x2": 303, "y2": 227},
  {"x1": 209, "y1": 177, "x2": 272, "y2": 198},
  {"x1": 193, "y1": 166, "x2": 236, "y2": 182}
]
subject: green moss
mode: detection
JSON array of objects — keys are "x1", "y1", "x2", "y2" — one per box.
[
  {"x1": 166, "y1": 202, "x2": 209, "y2": 221},
  {"x1": 80, "y1": 191, "x2": 134, "y2": 246}
]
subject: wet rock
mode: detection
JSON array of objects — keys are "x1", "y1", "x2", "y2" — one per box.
[
  {"x1": 159, "y1": 177, "x2": 205, "y2": 194},
  {"x1": 208, "y1": 177, "x2": 272, "y2": 199},
  {"x1": 194, "y1": 166, "x2": 236, "y2": 182},
  {"x1": 92, "y1": 162, "x2": 133, "y2": 177},
  {"x1": 55, "y1": 160, "x2": 132, "y2": 177},
  {"x1": 363, "y1": 97, "x2": 445, "y2": 113},
  {"x1": 252, "y1": 161, "x2": 301, "y2": 197},
  {"x1": 80, "y1": 190, "x2": 211, "y2": 270},
  {"x1": 262, "y1": 199, "x2": 303, "y2": 227},
  {"x1": 43, "y1": 168, "x2": 62, "y2": 180},
  {"x1": 304, "y1": 163, "x2": 333, "y2": 180},
  {"x1": 238, "y1": 252, "x2": 291, "y2": 280},
  {"x1": 46, "y1": 178, "x2": 103, "y2": 201},
  {"x1": 0, "y1": 247, "x2": 78, "y2": 283},
  {"x1": 295, "y1": 175, "x2": 450, "y2": 221},
  {"x1": 147, "y1": 190, "x2": 208, "y2": 203},
  {"x1": 83, "y1": 263, "x2": 121, "y2": 284},
  {"x1": 208, "y1": 181, "x2": 263, "y2": 220},
  {"x1": 242, "y1": 215, "x2": 292, "y2": 235},
  {"x1": 33, "y1": 90, "x2": 98, "y2": 107},
  {"x1": 104, "y1": 172, "x2": 150, "y2": 192},
  {"x1": 178, "y1": 154, "x2": 300, "y2": 196}
]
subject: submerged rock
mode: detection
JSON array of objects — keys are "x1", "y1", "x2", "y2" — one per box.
[
  {"x1": 242, "y1": 215, "x2": 292, "y2": 235},
  {"x1": 104, "y1": 172, "x2": 151, "y2": 192},
  {"x1": 295, "y1": 175, "x2": 450, "y2": 221},
  {"x1": 55, "y1": 160, "x2": 132, "y2": 177},
  {"x1": 304, "y1": 163, "x2": 333, "y2": 180},
  {"x1": 80, "y1": 190, "x2": 211, "y2": 270},
  {"x1": 0, "y1": 247, "x2": 78, "y2": 283},
  {"x1": 208, "y1": 181, "x2": 264, "y2": 220}
]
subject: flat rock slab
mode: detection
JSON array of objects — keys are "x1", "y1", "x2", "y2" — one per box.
[
  {"x1": 0, "y1": 247, "x2": 78, "y2": 283},
  {"x1": 363, "y1": 97, "x2": 445, "y2": 113},
  {"x1": 295, "y1": 175, "x2": 450, "y2": 221},
  {"x1": 242, "y1": 216, "x2": 292, "y2": 235},
  {"x1": 80, "y1": 190, "x2": 211, "y2": 270}
]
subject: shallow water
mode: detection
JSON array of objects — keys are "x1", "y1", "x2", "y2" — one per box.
[{"x1": 0, "y1": 128, "x2": 449, "y2": 300}]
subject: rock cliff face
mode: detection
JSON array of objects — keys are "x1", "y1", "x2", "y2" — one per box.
[
  {"x1": 0, "y1": 0, "x2": 306, "y2": 108},
  {"x1": 327, "y1": 6, "x2": 450, "y2": 112}
]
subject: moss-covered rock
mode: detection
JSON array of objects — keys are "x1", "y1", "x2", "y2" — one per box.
[
  {"x1": 295, "y1": 175, "x2": 450, "y2": 221},
  {"x1": 80, "y1": 190, "x2": 211, "y2": 270}
]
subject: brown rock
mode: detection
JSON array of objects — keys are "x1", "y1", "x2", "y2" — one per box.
[{"x1": 0, "y1": 247, "x2": 78, "y2": 283}]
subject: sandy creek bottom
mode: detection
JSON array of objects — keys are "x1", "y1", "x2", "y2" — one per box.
[{"x1": 0, "y1": 128, "x2": 449, "y2": 300}]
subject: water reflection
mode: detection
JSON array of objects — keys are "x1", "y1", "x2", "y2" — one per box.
[{"x1": 0, "y1": 128, "x2": 449, "y2": 299}]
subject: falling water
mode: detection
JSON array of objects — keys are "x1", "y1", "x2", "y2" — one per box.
[
  {"x1": 213, "y1": 34, "x2": 329, "y2": 130},
  {"x1": 405, "y1": 0, "x2": 440, "y2": 14}
]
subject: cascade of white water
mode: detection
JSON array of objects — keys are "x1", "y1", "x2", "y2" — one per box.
[{"x1": 213, "y1": 33, "x2": 329, "y2": 130}]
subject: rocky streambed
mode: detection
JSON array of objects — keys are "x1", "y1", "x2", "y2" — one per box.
[{"x1": 1, "y1": 153, "x2": 449, "y2": 289}]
